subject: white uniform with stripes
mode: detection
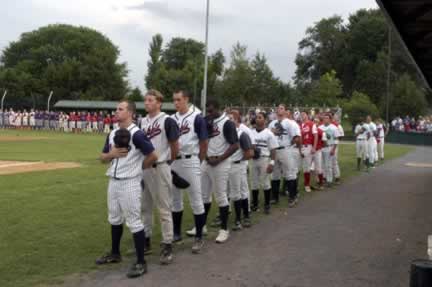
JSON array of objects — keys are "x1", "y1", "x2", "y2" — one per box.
[
  {"x1": 171, "y1": 107, "x2": 205, "y2": 215},
  {"x1": 105, "y1": 123, "x2": 147, "y2": 233},
  {"x1": 202, "y1": 113, "x2": 233, "y2": 207}
]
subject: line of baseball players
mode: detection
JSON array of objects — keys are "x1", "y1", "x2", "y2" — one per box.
[
  {"x1": 96, "y1": 89, "x2": 385, "y2": 279},
  {"x1": 0, "y1": 109, "x2": 117, "y2": 133}
]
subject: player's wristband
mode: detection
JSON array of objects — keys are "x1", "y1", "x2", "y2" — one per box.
[{"x1": 269, "y1": 160, "x2": 275, "y2": 166}]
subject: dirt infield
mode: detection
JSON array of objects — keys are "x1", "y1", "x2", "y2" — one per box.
[
  {"x1": 0, "y1": 136, "x2": 49, "y2": 142},
  {"x1": 0, "y1": 161, "x2": 81, "y2": 175}
]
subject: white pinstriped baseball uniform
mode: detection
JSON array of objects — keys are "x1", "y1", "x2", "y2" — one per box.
[
  {"x1": 171, "y1": 107, "x2": 207, "y2": 215},
  {"x1": 103, "y1": 123, "x2": 154, "y2": 233}
]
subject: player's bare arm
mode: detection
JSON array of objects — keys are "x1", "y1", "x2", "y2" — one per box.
[
  {"x1": 267, "y1": 148, "x2": 276, "y2": 174},
  {"x1": 169, "y1": 140, "x2": 179, "y2": 163},
  {"x1": 199, "y1": 139, "x2": 208, "y2": 163},
  {"x1": 312, "y1": 131, "x2": 318, "y2": 154}
]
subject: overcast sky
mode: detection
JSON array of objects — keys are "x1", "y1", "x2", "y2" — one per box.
[{"x1": 1, "y1": 0, "x2": 378, "y2": 90}]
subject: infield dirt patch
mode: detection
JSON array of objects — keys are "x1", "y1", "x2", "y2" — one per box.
[
  {"x1": 0, "y1": 161, "x2": 81, "y2": 175},
  {"x1": 0, "y1": 136, "x2": 49, "y2": 142}
]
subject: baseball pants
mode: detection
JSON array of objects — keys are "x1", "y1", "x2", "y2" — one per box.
[
  {"x1": 356, "y1": 139, "x2": 367, "y2": 160},
  {"x1": 228, "y1": 161, "x2": 249, "y2": 201},
  {"x1": 142, "y1": 163, "x2": 173, "y2": 244},
  {"x1": 104, "y1": 124, "x2": 110, "y2": 133},
  {"x1": 201, "y1": 159, "x2": 231, "y2": 207},
  {"x1": 367, "y1": 138, "x2": 377, "y2": 164},
  {"x1": 322, "y1": 147, "x2": 334, "y2": 183},
  {"x1": 272, "y1": 148, "x2": 290, "y2": 180},
  {"x1": 107, "y1": 176, "x2": 145, "y2": 233},
  {"x1": 251, "y1": 157, "x2": 271, "y2": 190},
  {"x1": 301, "y1": 145, "x2": 313, "y2": 172},
  {"x1": 171, "y1": 156, "x2": 205, "y2": 215},
  {"x1": 332, "y1": 146, "x2": 341, "y2": 179},
  {"x1": 377, "y1": 137, "x2": 384, "y2": 159}
]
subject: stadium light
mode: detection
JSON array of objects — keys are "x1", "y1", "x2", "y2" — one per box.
[
  {"x1": 1, "y1": 89, "x2": 7, "y2": 111},
  {"x1": 201, "y1": 0, "x2": 210, "y2": 116},
  {"x1": 47, "y1": 90, "x2": 53, "y2": 112}
]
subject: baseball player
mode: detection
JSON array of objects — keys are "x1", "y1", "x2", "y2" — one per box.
[
  {"x1": 104, "y1": 114, "x2": 111, "y2": 133},
  {"x1": 376, "y1": 119, "x2": 386, "y2": 161},
  {"x1": 312, "y1": 117, "x2": 325, "y2": 189},
  {"x1": 268, "y1": 104, "x2": 291, "y2": 203},
  {"x1": 227, "y1": 109, "x2": 254, "y2": 229},
  {"x1": 98, "y1": 111, "x2": 104, "y2": 133},
  {"x1": 332, "y1": 115, "x2": 344, "y2": 184},
  {"x1": 251, "y1": 112, "x2": 278, "y2": 214},
  {"x1": 365, "y1": 115, "x2": 378, "y2": 168},
  {"x1": 300, "y1": 111, "x2": 318, "y2": 193},
  {"x1": 319, "y1": 114, "x2": 341, "y2": 186},
  {"x1": 141, "y1": 89, "x2": 179, "y2": 264},
  {"x1": 29, "y1": 109, "x2": 35, "y2": 130},
  {"x1": 170, "y1": 90, "x2": 208, "y2": 254},
  {"x1": 22, "y1": 110, "x2": 28, "y2": 129},
  {"x1": 354, "y1": 119, "x2": 368, "y2": 170},
  {"x1": 201, "y1": 99, "x2": 239, "y2": 243},
  {"x1": 270, "y1": 105, "x2": 302, "y2": 207},
  {"x1": 96, "y1": 99, "x2": 157, "y2": 278}
]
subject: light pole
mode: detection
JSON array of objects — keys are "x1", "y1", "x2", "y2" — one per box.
[
  {"x1": 1, "y1": 89, "x2": 7, "y2": 112},
  {"x1": 385, "y1": 26, "x2": 392, "y2": 126},
  {"x1": 201, "y1": 0, "x2": 210, "y2": 116},
  {"x1": 47, "y1": 90, "x2": 53, "y2": 112}
]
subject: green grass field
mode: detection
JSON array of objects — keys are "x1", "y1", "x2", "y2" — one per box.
[{"x1": 0, "y1": 130, "x2": 413, "y2": 287}]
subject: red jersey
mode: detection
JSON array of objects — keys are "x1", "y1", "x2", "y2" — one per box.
[
  {"x1": 91, "y1": 115, "x2": 97, "y2": 122},
  {"x1": 316, "y1": 126, "x2": 324, "y2": 150},
  {"x1": 111, "y1": 116, "x2": 117, "y2": 123},
  {"x1": 86, "y1": 114, "x2": 91, "y2": 122},
  {"x1": 301, "y1": 120, "x2": 317, "y2": 145},
  {"x1": 104, "y1": 117, "x2": 111, "y2": 124}
]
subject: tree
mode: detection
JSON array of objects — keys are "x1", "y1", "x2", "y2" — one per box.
[
  {"x1": 249, "y1": 52, "x2": 280, "y2": 104},
  {"x1": 145, "y1": 34, "x2": 164, "y2": 91},
  {"x1": 308, "y1": 70, "x2": 343, "y2": 106},
  {"x1": 0, "y1": 24, "x2": 128, "y2": 108},
  {"x1": 343, "y1": 91, "x2": 379, "y2": 125},
  {"x1": 128, "y1": 87, "x2": 143, "y2": 102},
  {"x1": 390, "y1": 73, "x2": 427, "y2": 118}
]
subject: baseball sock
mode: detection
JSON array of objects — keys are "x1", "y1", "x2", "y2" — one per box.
[
  {"x1": 133, "y1": 230, "x2": 146, "y2": 264},
  {"x1": 194, "y1": 213, "x2": 206, "y2": 239},
  {"x1": 219, "y1": 205, "x2": 229, "y2": 230},
  {"x1": 263, "y1": 189, "x2": 271, "y2": 207},
  {"x1": 252, "y1": 189, "x2": 259, "y2": 208},
  {"x1": 293, "y1": 179, "x2": 299, "y2": 198},
  {"x1": 304, "y1": 172, "x2": 311, "y2": 187},
  {"x1": 283, "y1": 179, "x2": 289, "y2": 195},
  {"x1": 357, "y1": 158, "x2": 361, "y2": 170},
  {"x1": 203, "y1": 203, "x2": 211, "y2": 225},
  {"x1": 111, "y1": 224, "x2": 123, "y2": 255},
  {"x1": 271, "y1": 180, "x2": 280, "y2": 202},
  {"x1": 287, "y1": 180, "x2": 296, "y2": 200},
  {"x1": 241, "y1": 198, "x2": 250, "y2": 219},
  {"x1": 233, "y1": 199, "x2": 242, "y2": 222},
  {"x1": 318, "y1": 174, "x2": 324, "y2": 185},
  {"x1": 172, "y1": 211, "x2": 183, "y2": 237}
]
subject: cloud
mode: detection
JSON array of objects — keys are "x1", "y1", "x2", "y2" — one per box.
[{"x1": 127, "y1": 1, "x2": 232, "y2": 26}]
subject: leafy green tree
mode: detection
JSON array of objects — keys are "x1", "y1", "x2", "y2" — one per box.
[
  {"x1": 390, "y1": 73, "x2": 427, "y2": 118},
  {"x1": 308, "y1": 70, "x2": 343, "y2": 106},
  {"x1": 0, "y1": 24, "x2": 128, "y2": 108},
  {"x1": 128, "y1": 87, "x2": 143, "y2": 102},
  {"x1": 343, "y1": 91, "x2": 379, "y2": 125}
]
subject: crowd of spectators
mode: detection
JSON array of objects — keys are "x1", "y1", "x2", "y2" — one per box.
[{"x1": 391, "y1": 115, "x2": 432, "y2": 133}]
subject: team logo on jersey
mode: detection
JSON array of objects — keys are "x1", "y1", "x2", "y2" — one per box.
[
  {"x1": 145, "y1": 121, "x2": 162, "y2": 139},
  {"x1": 209, "y1": 124, "x2": 220, "y2": 138},
  {"x1": 179, "y1": 121, "x2": 191, "y2": 136}
]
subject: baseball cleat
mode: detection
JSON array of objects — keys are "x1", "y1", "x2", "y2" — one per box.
[
  {"x1": 232, "y1": 221, "x2": 242, "y2": 231},
  {"x1": 173, "y1": 234, "x2": 183, "y2": 244},
  {"x1": 95, "y1": 252, "x2": 122, "y2": 265},
  {"x1": 243, "y1": 218, "x2": 252, "y2": 228},
  {"x1": 126, "y1": 262, "x2": 147, "y2": 278},
  {"x1": 186, "y1": 226, "x2": 208, "y2": 237},
  {"x1": 305, "y1": 186, "x2": 312, "y2": 193},
  {"x1": 159, "y1": 243, "x2": 173, "y2": 265},
  {"x1": 288, "y1": 198, "x2": 298, "y2": 208},
  {"x1": 215, "y1": 229, "x2": 229, "y2": 243},
  {"x1": 191, "y1": 238, "x2": 204, "y2": 254}
]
